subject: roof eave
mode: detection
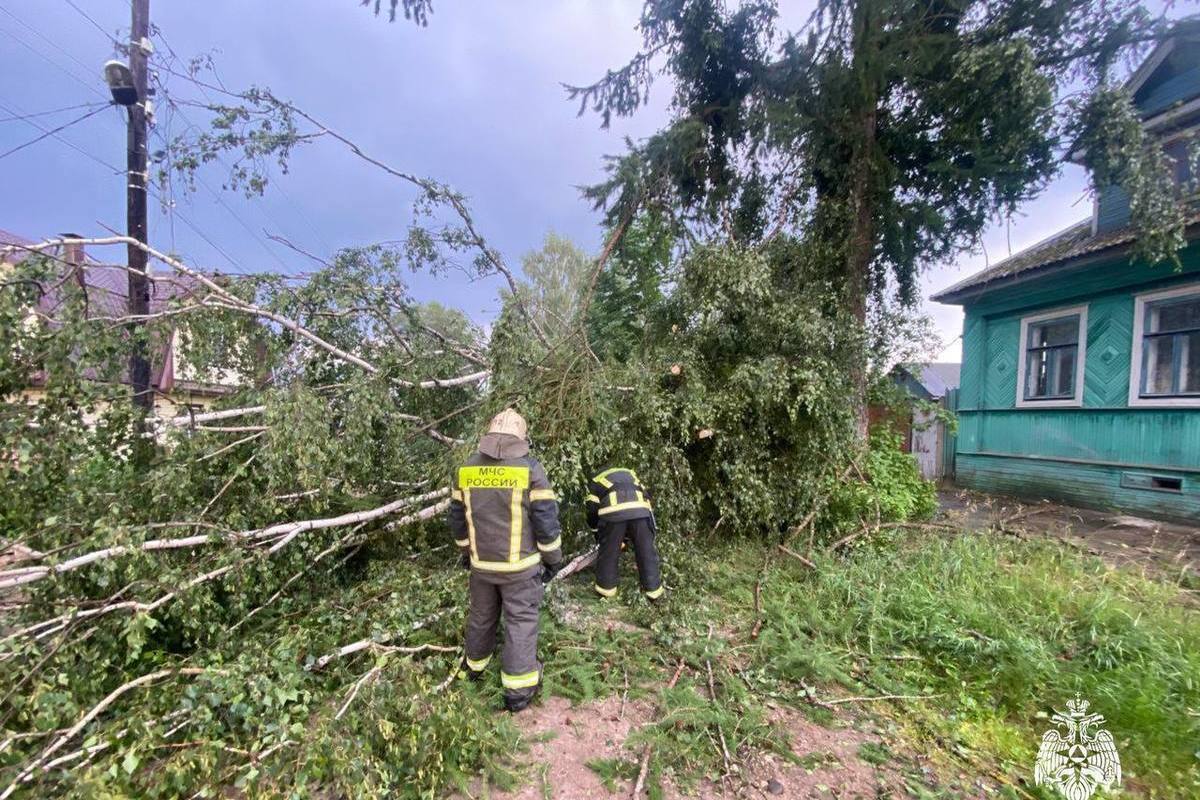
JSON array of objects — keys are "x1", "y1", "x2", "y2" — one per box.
[{"x1": 931, "y1": 239, "x2": 1136, "y2": 306}]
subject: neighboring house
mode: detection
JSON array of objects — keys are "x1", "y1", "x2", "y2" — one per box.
[
  {"x1": 932, "y1": 25, "x2": 1200, "y2": 520},
  {"x1": 885, "y1": 363, "x2": 961, "y2": 481},
  {"x1": 1, "y1": 228, "x2": 241, "y2": 419}
]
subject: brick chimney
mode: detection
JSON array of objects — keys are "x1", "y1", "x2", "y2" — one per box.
[{"x1": 59, "y1": 233, "x2": 84, "y2": 267}]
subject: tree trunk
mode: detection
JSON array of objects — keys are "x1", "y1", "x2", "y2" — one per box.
[{"x1": 845, "y1": 0, "x2": 880, "y2": 441}]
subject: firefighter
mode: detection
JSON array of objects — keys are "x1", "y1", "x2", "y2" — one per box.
[
  {"x1": 448, "y1": 409, "x2": 562, "y2": 713},
  {"x1": 585, "y1": 466, "x2": 663, "y2": 601}
]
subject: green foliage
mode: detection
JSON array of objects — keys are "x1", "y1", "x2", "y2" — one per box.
[
  {"x1": 1071, "y1": 87, "x2": 1194, "y2": 268},
  {"x1": 512, "y1": 233, "x2": 593, "y2": 341},
  {"x1": 576, "y1": 0, "x2": 1180, "y2": 304},
  {"x1": 488, "y1": 239, "x2": 870, "y2": 539},
  {"x1": 587, "y1": 213, "x2": 672, "y2": 361},
  {"x1": 821, "y1": 431, "x2": 938, "y2": 539}
]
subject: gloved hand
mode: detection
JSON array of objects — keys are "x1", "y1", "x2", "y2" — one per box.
[
  {"x1": 458, "y1": 552, "x2": 470, "y2": 570},
  {"x1": 541, "y1": 561, "x2": 562, "y2": 584}
]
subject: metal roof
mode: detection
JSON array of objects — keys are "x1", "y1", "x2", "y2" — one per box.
[{"x1": 932, "y1": 214, "x2": 1200, "y2": 305}]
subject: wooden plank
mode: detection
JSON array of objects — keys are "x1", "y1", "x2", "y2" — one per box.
[{"x1": 956, "y1": 454, "x2": 1200, "y2": 521}]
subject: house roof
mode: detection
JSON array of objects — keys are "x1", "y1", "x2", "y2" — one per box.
[
  {"x1": 4, "y1": 230, "x2": 228, "y2": 396},
  {"x1": 893, "y1": 362, "x2": 960, "y2": 400},
  {"x1": 932, "y1": 212, "x2": 1200, "y2": 305}
]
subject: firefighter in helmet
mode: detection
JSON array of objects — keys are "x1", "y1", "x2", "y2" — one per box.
[
  {"x1": 585, "y1": 466, "x2": 663, "y2": 600},
  {"x1": 449, "y1": 409, "x2": 562, "y2": 712}
]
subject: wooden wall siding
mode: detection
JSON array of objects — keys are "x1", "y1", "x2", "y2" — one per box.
[
  {"x1": 960, "y1": 312, "x2": 986, "y2": 409},
  {"x1": 957, "y1": 454, "x2": 1198, "y2": 522},
  {"x1": 1095, "y1": 184, "x2": 1131, "y2": 234},
  {"x1": 952, "y1": 247, "x2": 1200, "y2": 519},
  {"x1": 1082, "y1": 293, "x2": 1133, "y2": 407},
  {"x1": 1135, "y1": 63, "x2": 1200, "y2": 117},
  {"x1": 983, "y1": 317, "x2": 1019, "y2": 409},
  {"x1": 960, "y1": 409, "x2": 1200, "y2": 469}
]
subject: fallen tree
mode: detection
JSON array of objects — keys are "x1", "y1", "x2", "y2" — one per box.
[{"x1": 0, "y1": 74, "x2": 941, "y2": 800}]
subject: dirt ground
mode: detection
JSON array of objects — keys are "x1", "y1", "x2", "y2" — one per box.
[
  {"x1": 484, "y1": 695, "x2": 983, "y2": 800},
  {"x1": 938, "y1": 488, "x2": 1200, "y2": 580}
]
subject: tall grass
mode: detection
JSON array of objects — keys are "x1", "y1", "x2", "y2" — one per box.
[{"x1": 756, "y1": 533, "x2": 1200, "y2": 795}]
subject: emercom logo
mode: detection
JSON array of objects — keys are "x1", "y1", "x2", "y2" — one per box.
[{"x1": 1034, "y1": 695, "x2": 1122, "y2": 800}]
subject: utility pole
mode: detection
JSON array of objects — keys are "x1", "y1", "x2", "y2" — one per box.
[{"x1": 127, "y1": 0, "x2": 152, "y2": 415}]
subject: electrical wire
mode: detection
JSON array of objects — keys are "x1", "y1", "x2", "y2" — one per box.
[
  {"x1": 0, "y1": 4, "x2": 112, "y2": 80},
  {"x1": 0, "y1": 19, "x2": 110, "y2": 101},
  {"x1": 0, "y1": 104, "x2": 109, "y2": 161},
  {"x1": 150, "y1": 52, "x2": 324, "y2": 271},
  {"x1": 0, "y1": 100, "x2": 109, "y2": 123},
  {"x1": 0, "y1": 98, "x2": 119, "y2": 172},
  {"x1": 60, "y1": 0, "x2": 122, "y2": 47}
]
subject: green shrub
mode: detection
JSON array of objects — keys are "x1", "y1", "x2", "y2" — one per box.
[{"x1": 819, "y1": 430, "x2": 937, "y2": 539}]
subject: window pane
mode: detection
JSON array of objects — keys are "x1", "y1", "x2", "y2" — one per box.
[
  {"x1": 1026, "y1": 349, "x2": 1046, "y2": 398},
  {"x1": 1183, "y1": 331, "x2": 1199, "y2": 394},
  {"x1": 1052, "y1": 347, "x2": 1076, "y2": 396},
  {"x1": 1029, "y1": 316, "x2": 1079, "y2": 347},
  {"x1": 1146, "y1": 296, "x2": 1200, "y2": 334},
  {"x1": 1142, "y1": 335, "x2": 1176, "y2": 395},
  {"x1": 1025, "y1": 346, "x2": 1076, "y2": 399}
]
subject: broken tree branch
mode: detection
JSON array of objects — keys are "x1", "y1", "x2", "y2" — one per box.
[
  {"x1": 0, "y1": 667, "x2": 210, "y2": 800},
  {"x1": 310, "y1": 608, "x2": 455, "y2": 671},
  {"x1": 631, "y1": 658, "x2": 687, "y2": 799},
  {"x1": 0, "y1": 490, "x2": 450, "y2": 589},
  {"x1": 777, "y1": 544, "x2": 818, "y2": 570},
  {"x1": 274, "y1": 105, "x2": 552, "y2": 348}
]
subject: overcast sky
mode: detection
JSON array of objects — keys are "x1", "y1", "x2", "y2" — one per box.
[{"x1": 0, "y1": 1, "x2": 1172, "y2": 360}]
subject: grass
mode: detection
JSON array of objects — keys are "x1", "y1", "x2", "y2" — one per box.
[
  {"x1": 755, "y1": 532, "x2": 1200, "y2": 795},
  {"x1": 531, "y1": 528, "x2": 1200, "y2": 797}
]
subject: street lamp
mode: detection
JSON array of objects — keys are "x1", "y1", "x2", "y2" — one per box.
[{"x1": 102, "y1": 60, "x2": 137, "y2": 106}]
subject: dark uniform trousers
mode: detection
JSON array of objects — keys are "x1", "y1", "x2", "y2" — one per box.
[
  {"x1": 464, "y1": 566, "x2": 543, "y2": 703},
  {"x1": 586, "y1": 467, "x2": 663, "y2": 599},
  {"x1": 594, "y1": 518, "x2": 662, "y2": 598}
]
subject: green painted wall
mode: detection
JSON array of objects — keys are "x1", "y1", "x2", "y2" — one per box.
[{"x1": 954, "y1": 244, "x2": 1200, "y2": 521}]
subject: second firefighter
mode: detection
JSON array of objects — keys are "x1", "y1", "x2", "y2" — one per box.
[{"x1": 585, "y1": 466, "x2": 664, "y2": 600}]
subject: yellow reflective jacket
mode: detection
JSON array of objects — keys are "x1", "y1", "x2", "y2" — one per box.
[
  {"x1": 585, "y1": 467, "x2": 653, "y2": 531},
  {"x1": 449, "y1": 434, "x2": 562, "y2": 573}
]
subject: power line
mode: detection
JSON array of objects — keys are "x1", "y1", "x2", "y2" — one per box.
[
  {"x1": 147, "y1": 107, "x2": 293, "y2": 272},
  {"x1": 0, "y1": 100, "x2": 109, "y2": 123},
  {"x1": 60, "y1": 0, "x2": 121, "y2": 47},
  {"x1": 0, "y1": 19, "x2": 110, "y2": 101},
  {"x1": 0, "y1": 97, "x2": 123, "y2": 174},
  {"x1": 0, "y1": 104, "x2": 110, "y2": 161},
  {"x1": 0, "y1": 4, "x2": 111, "y2": 81},
  {"x1": 152, "y1": 83, "x2": 314, "y2": 273},
  {"x1": 149, "y1": 48, "x2": 336, "y2": 258}
]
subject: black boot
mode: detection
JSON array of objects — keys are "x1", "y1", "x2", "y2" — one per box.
[{"x1": 504, "y1": 684, "x2": 540, "y2": 713}]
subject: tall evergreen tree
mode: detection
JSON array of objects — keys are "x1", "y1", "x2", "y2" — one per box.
[{"x1": 569, "y1": 0, "x2": 1185, "y2": 434}]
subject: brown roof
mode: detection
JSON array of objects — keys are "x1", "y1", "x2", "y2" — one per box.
[
  {"x1": 5, "y1": 230, "x2": 229, "y2": 396},
  {"x1": 932, "y1": 214, "x2": 1200, "y2": 304}
]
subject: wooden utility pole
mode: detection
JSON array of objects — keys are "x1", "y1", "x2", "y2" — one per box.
[{"x1": 127, "y1": 0, "x2": 152, "y2": 414}]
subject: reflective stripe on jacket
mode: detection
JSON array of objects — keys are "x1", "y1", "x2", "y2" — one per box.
[
  {"x1": 585, "y1": 467, "x2": 653, "y2": 531},
  {"x1": 449, "y1": 452, "x2": 562, "y2": 572}
]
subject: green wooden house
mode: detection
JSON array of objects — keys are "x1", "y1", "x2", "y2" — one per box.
[{"x1": 933, "y1": 24, "x2": 1200, "y2": 521}]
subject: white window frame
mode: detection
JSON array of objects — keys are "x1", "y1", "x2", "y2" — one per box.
[
  {"x1": 1128, "y1": 282, "x2": 1200, "y2": 408},
  {"x1": 1015, "y1": 304, "x2": 1088, "y2": 408}
]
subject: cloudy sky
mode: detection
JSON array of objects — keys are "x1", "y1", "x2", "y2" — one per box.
[{"x1": 0, "y1": 1, "x2": 1169, "y2": 360}]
